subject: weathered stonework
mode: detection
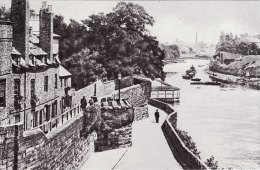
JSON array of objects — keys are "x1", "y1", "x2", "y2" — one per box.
[
  {"x1": 0, "y1": 115, "x2": 97, "y2": 170},
  {"x1": 0, "y1": 21, "x2": 14, "y2": 125},
  {"x1": 133, "y1": 104, "x2": 149, "y2": 121},
  {"x1": 95, "y1": 124, "x2": 132, "y2": 152}
]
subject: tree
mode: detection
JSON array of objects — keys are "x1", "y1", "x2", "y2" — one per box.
[
  {"x1": 82, "y1": 2, "x2": 165, "y2": 80},
  {"x1": 216, "y1": 32, "x2": 260, "y2": 55},
  {"x1": 64, "y1": 48, "x2": 106, "y2": 89},
  {"x1": 54, "y1": 2, "x2": 165, "y2": 86}
]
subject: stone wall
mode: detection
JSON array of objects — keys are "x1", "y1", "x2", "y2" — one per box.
[
  {"x1": 95, "y1": 124, "x2": 132, "y2": 152},
  {"x1": 148, "y1": 98, "x2": 175, "y2": 115},
  {"x1": 0, "y1": 77, "x2": 151, "y2": 169},
  {"x1": 0, "y1": 114, "x2": 97, "y2": 170},
  {"x1": 149, "y1": 98, "x2": 208, "y2": 169},
  {"x1": 0, "y1": 21, "x2": 14, "y2": 125},
  {"x1": 133, "y1": 104, "x2": 149, "y2": 121},
  {"x1": 162, "y1": 115, "x2": 208, "y2": 170}
]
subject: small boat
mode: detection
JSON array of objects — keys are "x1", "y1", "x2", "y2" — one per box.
[
  {"x1": 182, "y1": 74, "x2": 191, "y2": 79},
  {"x1": 186, "y1": 65, "x2": 197, "y2": 77},
  {"x1": 191, "y1": 78, "x2": 201, "y2": 81},
  {"x1": 220, "y1": 83, "x2": 228, "y2": 88},
  {"x1": 198, "y1": 64, "x2": 204, "y2": 67},
  {"x1": 190, "y1": 81, "x2": 221, "y2": 86}
]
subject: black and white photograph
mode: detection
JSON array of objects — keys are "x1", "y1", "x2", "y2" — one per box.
[{"x1": 0, "y1": 0, "x2": 259, "y2": 169}]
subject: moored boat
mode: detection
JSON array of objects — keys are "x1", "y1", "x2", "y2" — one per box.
[
  {"x1": 182, "y1": 74, "x2": 191, "y2": 79},
  {"x1": 191, "y1": 78, "x2": 201, "y2": 81}
]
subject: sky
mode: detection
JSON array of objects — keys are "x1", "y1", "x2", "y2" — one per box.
[{"x1": 1, "y1": 0, "x2": 260, "y2": 44}]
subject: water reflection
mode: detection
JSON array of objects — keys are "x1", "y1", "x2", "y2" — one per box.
[{"x1": 164, "y1": 59, "x2": 260, "y2": 169}]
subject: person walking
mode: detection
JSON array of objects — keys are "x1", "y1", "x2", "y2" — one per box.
[
  {"x1": 81, "y1": 96, "x2": 87, "y2": 110},
  {"x1": 154, "y1": 109, "x2": 160, "y2": 123}
]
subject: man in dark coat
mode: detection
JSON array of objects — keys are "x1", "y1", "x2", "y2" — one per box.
[
  {"x1": 81, "y1": 96, "x2": 87, "y2": 110},
  {"x1": 155, "y1": 109, "x2": 160, "y2": 123}
]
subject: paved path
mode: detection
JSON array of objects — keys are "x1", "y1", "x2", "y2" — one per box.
[
  {"x1": 113, "y1": 105, "x2": 182, "y2": 170},
  {"x1": 81, "y1": 105, "x2": 182, "y2": 170}
]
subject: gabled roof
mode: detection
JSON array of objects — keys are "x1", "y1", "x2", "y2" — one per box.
[
  {"x1": 29, "y1": 33, "x2": 39, "y2": 44},
  {"x1": 29, "y1": 43, "x2": 47, "y2": 56},
  {"x1": 59, "y1": 65, "x2": 72, "y2": 78},
  {"x1": 53, "y1": 33, "x2": 61, "y2": 38},
  {"x1": 11, "y1": 47, "x2": 21, "y2": 55}
]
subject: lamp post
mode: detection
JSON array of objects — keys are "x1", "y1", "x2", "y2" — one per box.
[{"x1": 118, "y1": 73, "x2": 122, "y2": 101}]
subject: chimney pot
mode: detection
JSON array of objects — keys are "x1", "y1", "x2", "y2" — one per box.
[
  {"x1": 47, "y1": 5, "x2": 52, "y2": 12},
  {"x1": 42, "y1": 1, "x2": 47, "y2": 9}
]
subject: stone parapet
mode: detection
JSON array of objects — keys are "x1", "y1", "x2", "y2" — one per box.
[{"x1": 149, "y1": 98, "x2": 208, "y2": 169}]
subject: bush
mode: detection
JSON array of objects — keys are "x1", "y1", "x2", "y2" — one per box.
[
  {"x1": 205, "y1": 155, "x2": 218, "y2": 170},
  {"x1": 176, "y1": 129, "x2": 201, "y2": 158}
]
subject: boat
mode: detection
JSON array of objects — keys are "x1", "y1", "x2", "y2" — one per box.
[
  {"x1": 182, "y1": 74, "x2": 191, "y2": 79},
  {"x1": 186, "y1": 65, "x2": 197, "y2": 77},
  {"x1": 190, "y1": 81, "x2": 221, "y2": 86},
  {"x1": 209, "y1": 75, "x2": 233, "y2": 83},
  {"x1": 220, "y1": 83, "x2": 228, "y2": 88},
  {"x1": 191, "y1": 78, "x2": 201, "y2": 81},
  {"x1": 198, "y1": 64, "x2": 204, "y2": 67}
]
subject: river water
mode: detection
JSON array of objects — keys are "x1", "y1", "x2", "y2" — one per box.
[{"x1": 164, "y1": 59, "x2": 260, "y2": 169}]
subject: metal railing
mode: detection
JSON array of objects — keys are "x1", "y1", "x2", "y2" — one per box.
[{"x1": 27, "y1": 105, "x2": 82, "y2": 134}]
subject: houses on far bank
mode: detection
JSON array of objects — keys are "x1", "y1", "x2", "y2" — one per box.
[{"x1": 211, "y1": 51, "x2": 260, "y2": 78}]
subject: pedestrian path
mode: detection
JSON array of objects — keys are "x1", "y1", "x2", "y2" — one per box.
[
  {"x1": 113, "y1": 105, "x2": 182, "y2": 170},
  {"x1": 80, "y1": 105, "x2": 182, "y2": 170}
]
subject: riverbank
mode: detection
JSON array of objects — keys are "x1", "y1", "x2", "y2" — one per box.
[
  {"x1": 205, "y1": 68, "x2": 260, "y2": 90},
  {"x1": 164, "y1": 59, "x2": 260, "y2": 169}
]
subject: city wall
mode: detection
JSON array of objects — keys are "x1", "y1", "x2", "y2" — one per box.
[
  {"x1": 0, "y1": 76, "x2": 151, "y2": 169},
  {"x1": 149, "y1": 98, "x2": 208, "y2": 170}
]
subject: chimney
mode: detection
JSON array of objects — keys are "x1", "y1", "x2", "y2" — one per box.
[
  {"x1": 39, "y1": 2, "x2": 53, "y2": 62},
  {"x1": 11, "y1": 0, "x2": 30, "y2": 63}
]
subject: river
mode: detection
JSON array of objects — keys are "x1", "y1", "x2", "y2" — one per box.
[{"x1": 164, "y1": 59, "x2": 260, "y2": 169}]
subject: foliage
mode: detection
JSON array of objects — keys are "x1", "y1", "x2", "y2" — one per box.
[
  {"x1": 0, "y1": 6, "x2": 10, "y2": 20},
  {"x1": 63, "y1": 48, "x2": 106, "y2": 89},
  {"x1": 216, "y1": 32, "x2": 260, "y2": 55},
  {"x1": 160, "y1": 44, "x2": 180, "y2": 60},
  {"x1": 54, "y1": 2, "x2": 165, "y2": 87},
  {"x1": 176, "y1": 129, "x2": 201, "y2": 158},
  {"x1": 205, "y1": 156, "x2": 219, "y2": 170}
]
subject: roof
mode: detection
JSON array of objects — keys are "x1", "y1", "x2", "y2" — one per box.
[
  {"x1": 53, "y1": 33, "x2": 61, "y2": 38},
  {"x1": 152, "y1": 85, "x2": 180, "y2": 91},
  {"x1": 59, "y1": 65, "x2": 72, "y2": 77},
  {"x1": 29, "y1": 33, "x2": 39, "y2": 44},
  {"x1": 29, "y1": 43, "x2": 47, "y2": 56},
  {"x1": 11, "y1": 47, "x2": 21, "y2": 55}
]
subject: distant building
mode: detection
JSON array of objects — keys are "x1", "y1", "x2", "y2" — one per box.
[{"x1": 0, "y1": 0, "x2": 72, "y2": 130}]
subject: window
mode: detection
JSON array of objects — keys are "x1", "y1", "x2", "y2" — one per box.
[
  {"x1": 31, "y1": 79, "x2": 35, "y2": 98},
  {"x1": 15, "y1": 115, "x2": 20, "y2": 123},
  {"x1": 0, "y1": 80, "x2": 6, "y2": 107},
  {"x1": 55, "y1": 74, "x2": 57, "y2": 89},
  {"x1": 60, "y1": 78, "x2": 63, "y2": 87},
  {"x1": 65, "y1": 78, "x2": 67, "y2": 87},
  {"x1": 45, "y1": 105, "x2": 50, "y2": 121},
  {"x1": 44, "y1": 76, "x2": 48, "y2": 91},
  {"x1": 29, "y1": 55, "x2": 35, "y2": 65},
  {"x1": 52, "y1": 101, "x2": 57, "y2": 118},
  {"x1": 14, "y1": 79, "x2": 20, "y2": 99}
]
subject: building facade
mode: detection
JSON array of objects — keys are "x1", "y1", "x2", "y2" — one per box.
[{"x1": 0, "y1": 0, "x2": 72, "y2": 132}]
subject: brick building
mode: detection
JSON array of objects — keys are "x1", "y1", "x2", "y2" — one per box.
[{"x1": 0, "y1": 0, "x2": 72, "y2": 131}]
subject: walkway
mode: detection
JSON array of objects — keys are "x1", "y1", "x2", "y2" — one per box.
[{"x1": 81, "y1": 105, "x2": 182, "y2": 170}]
